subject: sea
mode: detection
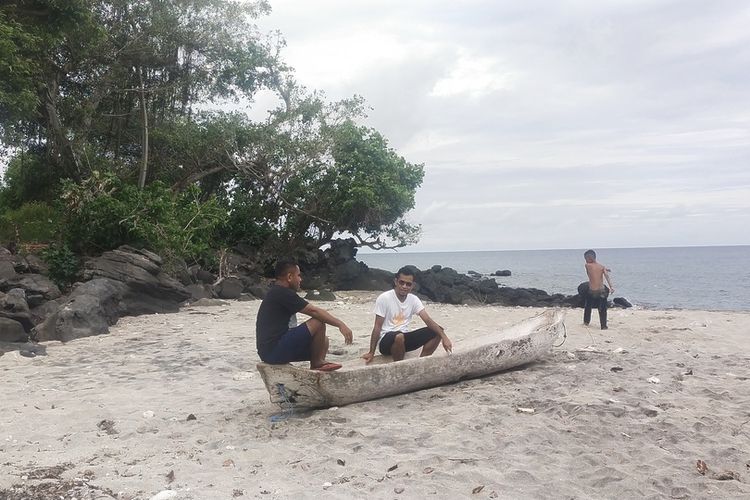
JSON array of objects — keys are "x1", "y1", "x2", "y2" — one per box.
[{"x1": 358, "y1": 246, "x2": 750, "y2": 312}]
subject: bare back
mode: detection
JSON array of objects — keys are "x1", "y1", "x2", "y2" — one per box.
[{"x1": 585, "y1": 261, "x2": 607, "y2": 291}]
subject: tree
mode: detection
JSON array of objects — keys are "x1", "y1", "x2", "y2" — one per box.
[
  {"x1": 0, "y1": 0, "x2": 276, "y2": 184},
  {"x1": 1, "y1": 0, "x2": 424, "y2": 256}
]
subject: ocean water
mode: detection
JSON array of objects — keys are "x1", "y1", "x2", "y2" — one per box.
[{"x1": 358, "y1": 246, "x2": 750, "y2": 311}]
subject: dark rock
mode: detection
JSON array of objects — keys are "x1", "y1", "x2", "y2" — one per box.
[
  {"x1": 467, "y1": 270, "x2": 481, "y2": 277},
  {"x1": 613, "y1": 297, "x2": 633, "y2": 308},
  {"x1": 329, "y1": 259, "x2": 362, "y2": 288},
  {"x1": 30, "y1": 298, "x2": 64, "y2": 326},
  {"x1": 0, "y1": 273, "x2": 61, "y2": 302},
  {"x1": 195, "y1": 268, "x2": 217, "y2": 285},
  {"x1": 169, "y1": 257, "x2": 193, "y2": 286},
  {"x1": 245, "y1": 283, "x2": 269, "y2": 299},
  {"x1": 0, "y1": 317, "x2": 27, "y2": 342},
  {"x1": 25, "y1": 254, "x2": 49, "y2": 275},
  {"x1": 304, "y1": 289, "x2": 337, "y2": 301},
  {"x1": 1, "y1": 253, "x2": 29, "y2": 273},
  {"x1": 83, "y1": 246, "x2": 190, "y2": 314},
  {"x1": 0, "y1": 289, "x2": 33, "y2": 332},
  {"x1": 325, "y1": 238, "x2": 358, "y2": 265},
  {"x1": 215, "y1": 276, "x2": 244, "y2": 299},
  {"x1": 32, "y1": 278, "x2": 125, "y2": 342},
  {"x1": 0, "y1": 340, "x2": 46, "y2": 358},
  {"x1": 493, "y1": 269, "x2": 512, "y2": 277},
  {"x1": 186, "y1": 284, "x2": 215, "y2": 301},
  {"x1": 0, "y1": 260, "x2": 16, "y2": 280}
]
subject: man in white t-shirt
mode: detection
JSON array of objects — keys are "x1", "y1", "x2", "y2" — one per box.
[{"x1": 361, "y1": 266, "x2": 453, "y2": 363}]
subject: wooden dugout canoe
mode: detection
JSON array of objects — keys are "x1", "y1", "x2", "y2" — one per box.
[{"x1": 257, "y1": 309, "x2": 566, "y2": 409}]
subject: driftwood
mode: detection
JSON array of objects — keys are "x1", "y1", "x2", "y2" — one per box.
[{"x1": 257, "y1": 309, "x2": 566, "y2": 409}]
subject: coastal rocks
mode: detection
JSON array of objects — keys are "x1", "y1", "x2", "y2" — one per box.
[
  {"x1": 0, "y1": 260, "x2": 16, "y2": 280},
  {"x1": 0, "y1": 288, "x2": 34, "y2": 332},
  {"x1": 0, "y1": 317, "x2": 27, "y2": 342},
  {"x1": 613, "y1": 297, "x2": 633, "y2": 308},
  {"x1": 297, "y1": 239, "x2": 393, "y2": 292},
  {"x1": 414, "y1": 266, "x2": 575, "y2": 307},
  {"x1": 33, "y1": 278, "x2": 125, "y2": 342},
  {"x1": 0, "y1": 273, "x2": 61, "y2": 307},
  {"x1": 214, "y1": 277, "x2": 244, "y2": 299},
  {"x1": 83, "y1": 245, "x2": 190, "y2": 314},
  {"x1": 493, "y1": 270, "x2": 512, "y2": 277}
]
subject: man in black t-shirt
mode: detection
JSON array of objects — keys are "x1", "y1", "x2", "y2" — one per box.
[{"x1": 256, "y1": 260, "x2": 353, "y2": 371}]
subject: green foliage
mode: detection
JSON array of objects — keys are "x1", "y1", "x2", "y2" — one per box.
[
  {"x1": 216, "y1": 189, "x2": 275, "y2": 248},
  {"x1": 0, "y1": 1, "x2": 425, "y2": 259},
  {"x1": 40, "y1": 244, "x2": 80, "y2": 290},
  {"x1": 61, "y1": 171, "x2": 224, "y2": 263},
  {"x1": 0, "y1": 149, "x2": 58, "y2": 209},
  {"x1": 0, "y1": 201, "x2": 59, "y2": 242}
]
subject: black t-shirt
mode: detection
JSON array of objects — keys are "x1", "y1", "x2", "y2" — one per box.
[{"x1": 256, "y1": 284, "x2": 309, "y2": 359}]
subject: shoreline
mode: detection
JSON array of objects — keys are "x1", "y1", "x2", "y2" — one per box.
[{"x1": 2, "y1": 293, "x2": 749, "y2": 498}]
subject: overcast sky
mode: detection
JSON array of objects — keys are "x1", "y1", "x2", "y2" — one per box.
[{"x1": 252, "y1": 0, "x2": 750, "y2": 252}]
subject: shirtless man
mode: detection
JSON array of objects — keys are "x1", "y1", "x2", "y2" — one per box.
[
  {"x1": 256, "y1": 260, "x2": 353, "y2": 371},
  {"x1": 583, "y1": 249, "x2": 614, "y2": 329},
  {"x1": 361, "y1": 266, "x2": 452, "y2": 363}
]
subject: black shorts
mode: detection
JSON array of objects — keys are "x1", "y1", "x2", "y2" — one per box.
[{"x1": 379, "y1": 327, "x2": 437, "y2": 355}]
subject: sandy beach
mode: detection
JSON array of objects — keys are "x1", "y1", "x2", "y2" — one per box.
[{"x1": 2, "y1": 292, "x2": 749, "y2": 499}]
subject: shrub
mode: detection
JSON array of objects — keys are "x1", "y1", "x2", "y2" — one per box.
[
  {"x1": 40, "y1": 244, "x2": 80, "y2": 290},
  {"x1": 0, "y1": 201, "x2": 60, "y2": 242},
  {"x1": 61, "y1": 171, "x2": 225, "y2": 264}
]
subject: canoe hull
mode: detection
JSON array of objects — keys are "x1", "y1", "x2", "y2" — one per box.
[{"x1": 257, "y1": 310, "x2": 565, "y2": 409}]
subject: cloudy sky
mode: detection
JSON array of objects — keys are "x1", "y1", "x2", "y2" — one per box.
[{"x1": 253, "y1": 0, "x2": 750, "y2": 252}]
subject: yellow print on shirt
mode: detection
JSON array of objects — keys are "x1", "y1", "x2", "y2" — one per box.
[{"x1": 392, "y1": 310, "x2": 407, "y2": 328}]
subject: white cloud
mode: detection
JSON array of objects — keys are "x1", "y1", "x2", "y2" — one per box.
[{"x1": 256, "y1": 0, "x2": 750, "y2": 251}]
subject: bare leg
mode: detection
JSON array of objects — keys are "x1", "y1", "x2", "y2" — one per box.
[
  {"x1": 391, "y1": 333, "x2": 406, "y2": 361},
  {"x1": 305, "y1": 318, "x2": 328, "y2": 368},
  {"x1": 419, "y1": 334, "x2": 441, "y2": 357}
]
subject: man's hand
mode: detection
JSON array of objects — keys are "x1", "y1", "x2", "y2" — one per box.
[
  {"x1": 442, "y1": 336, "x2": 453, "y2": 353},
  {"x1": 340, "y1": 325, "x2": 353, "y2": 345},
  {"x1": 361, "y1": 352, "x2": 375, "y2": 364}
]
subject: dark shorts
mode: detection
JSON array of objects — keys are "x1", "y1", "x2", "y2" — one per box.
[
  {"x1": 379, "y1": 327, "x2": 437, "y2": 355},
  {"x1": 262, "y1": 323, "x2": 312, "y2": 364}
]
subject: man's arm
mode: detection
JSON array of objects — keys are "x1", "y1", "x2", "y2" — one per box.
[
  {"x1": 602, "y1": 265, "x2": 614, "y2": 293},
  {"x1": 300, "y1": 303, "x2": 353, "y2": 344},
  {"x1": 362, "y1": 315, "x2": 385, "y2": 363},
  {"x1": 417, "y1": 309, "x2": 452, "y2": 353}
]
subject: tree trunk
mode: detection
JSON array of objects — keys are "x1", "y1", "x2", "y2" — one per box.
[
  {"x1": 42, "y1": 74, "x2": 80, "y2": 178},
  {"x1": 137, "y1": 65, "x2": 149, "y2": 189}
]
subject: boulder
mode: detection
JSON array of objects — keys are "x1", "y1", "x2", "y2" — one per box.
[
  {"x1": 214, "y1": 276, "x2": 244, "y2": 299},
  {"x1": 83, "y1": 246, "x2": 190, "y2": 314},
  {"x1": 613, "y1": 297, "x2": 633, "y2": 308},
  {"x1": 0, "y1": 289, "x2": 33, "y2": 332},
  {"x1": 0, "y1": 274, "x2": 62, "y2": 306},
  {"x1": 0, "y1": 260, "x2": 16, "y2": 280},
  {"x1": 25, "y1": 254, "x2": 49, "y2": 275},
  {"x1": 194, "y1": 268, "x2": 217, "y2": 285},
  {"x1": 186, "y1": 283, "x2": 215, "y2": 301},
  {"x1": 32, "y1": 278, "x2": 125, "y2": 342},
  {"x1": 30, "y1": 298, "x2": 64, "y2": 326},
  {"x1": 494, "y1": 269, "x2": 512, "y2": 277},
  {"x1": 0, "y1": 317, "x2": 27, "y2": 342}
]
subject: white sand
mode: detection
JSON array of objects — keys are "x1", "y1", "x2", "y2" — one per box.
[{"x1": 2, "y1": 292, "x2": 749, "y2": 499}]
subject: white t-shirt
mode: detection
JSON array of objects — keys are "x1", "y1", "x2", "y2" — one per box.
[{"x1": 374, "y1": 289, "x2": 425, "y2": 340}]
